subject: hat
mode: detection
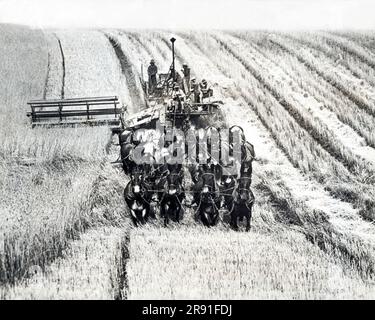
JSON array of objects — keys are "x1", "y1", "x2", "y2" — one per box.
[
  {"x1": 150, "y1": 59, "x2": 155, "y2": 64},
  {"x1": 202, "y1": 79, "x2": 207, "y2": 84}
]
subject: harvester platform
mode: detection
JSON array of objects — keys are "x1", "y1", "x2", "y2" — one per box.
[{"x1": 27, "y1": 96, "x2": 121, "y2": 128}]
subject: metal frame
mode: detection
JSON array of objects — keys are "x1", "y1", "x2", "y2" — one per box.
[{"x1": 27, "y1": 96, "x2": 121, "y2": 127}]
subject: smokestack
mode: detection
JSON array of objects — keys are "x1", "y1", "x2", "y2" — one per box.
[{"x1": 170, "y1": 37, "x2": 176, "y2": 82}]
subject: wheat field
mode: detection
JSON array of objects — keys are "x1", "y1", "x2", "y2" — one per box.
[{"x1": 1, "y1": 25, "x2": 375, "y2": 299}]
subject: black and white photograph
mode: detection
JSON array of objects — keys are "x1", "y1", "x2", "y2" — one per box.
[{"x1": 1, "y1": 0, "x2": 375, "y2": 303}]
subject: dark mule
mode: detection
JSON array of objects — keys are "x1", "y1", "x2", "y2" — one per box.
[
  {"x1": 231, "y1": 176, "x2": 254, "y2": 231},
  {"x1": 120, "y1": 142, "x2": 136, "y2": 174},
  {"x1": 193, "y1": 171, "x2": 220, "y2": 227},
  {"x1": 219, "y1": 173, "x2": 237, "y2": 214},
  {"x1": 119, "y1": 129, "x2": 133, "y2": 145},
  {"x1": 158, "y1": 170, "x2": 185, "y2": 227},
  {"x1": 140, "y1": 162, "x2": 159, "y2": 219},
  {"x1": 124, "y1": 168, "x2": 151, "y2": 226}
]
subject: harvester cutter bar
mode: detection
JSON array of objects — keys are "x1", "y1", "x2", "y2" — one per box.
[{"x1": 27, "y1": 96, "x2": 122, "y2": 128}]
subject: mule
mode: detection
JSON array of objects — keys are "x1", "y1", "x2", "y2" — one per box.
[
  {"x1": 119, "y1": 129, "x2": 133, "y2": 145},
  {"x1": 124, "y1": 169, "x2": 150, "y2": 226},
  {"x1": 219, "y1": 174, "x2": 237, "y2": 214},
  {"x1": 231, "y1": 176, "x2": 254, "y2": 231},
  {"x1": 120, "y1": 142, "x2": 136, "y2": 175},
  {"x1": 193, "y1": 172, "x2": 220, "y2": 227},
  {"x1": 158, "y1": 171, "x2": 185, "y2": 227}
]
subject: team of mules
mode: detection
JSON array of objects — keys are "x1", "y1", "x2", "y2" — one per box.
[{"x1": 119, "y1": 126, "x2": 255, "y2": 231}]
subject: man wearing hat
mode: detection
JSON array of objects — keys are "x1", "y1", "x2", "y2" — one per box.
[
  {"x1": 148, "y1": 59, "x2": 158, "y2": 93},
  {"x1": 190, "y1": 77, "x2": 200, "y2": 103},
  {"x1": 199, "y1": 79, "x2": 213, "y2": 101},
  {"x1": 172, "y1": 84, "x2": 185, "y2": 113}
]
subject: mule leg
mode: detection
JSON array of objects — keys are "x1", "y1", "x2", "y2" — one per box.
[
  {"x1": 132, "y1": 216, "x2": 138, "y2": 227},
  {"x1": 149, "y1": 202, "x2": 156, "y2": 219},
  {"x1": 246, "y1": 192, "x2": 254, "y2": 232},
  {"x1": 230, "y1": 213, "x2": 239, "y2": 231},
  {"x1": 164, "y1": 206, "x2": 169, "y2": 227},
  {"x1": 245, "y1": 214, "x2": 251, "y2": 232},
  {"x1": 144, "y1": 208, "x2": 149, "y2": 224},
  {"x1": 176, "y1": 205, "x2": 180, "y2": 223},
  {"x1": 246, "y1": 204, "x2": 253, "y2": 232},
  {"x1": 164, "y1": 214, "x2": 169, "y2": 227},
  {"x1": 160, "y1": 202, "x2": 165, "y2": 218}
]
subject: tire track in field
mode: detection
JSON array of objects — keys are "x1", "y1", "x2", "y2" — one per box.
[
  {"x1": 114, "y1": 232, "x2": 130, "y2": 300},
  {"x1": 42, "y1": 53, "x2": 50, "y2": 100},
  {"x1": 156, "y1": 32, "x2": 375, "y2": 278},
  {"x1": 269, "y1": 37, "x2": 375, "y2": 119},
  {"x1": 105, "y1": 33, "x2": 145, "y2": 112},
  {"x1": 212, "y1": 34, "x2": 375, "y2": 178},
  {"x1": 55, "y1": 35, "x2": 66, "y2": 99}
]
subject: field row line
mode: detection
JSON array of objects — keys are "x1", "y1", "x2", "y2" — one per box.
[
  {"x1": 217, "y1": 33, "x2": 375, "y2": 173},
  {"x1": 250, "y1": 33, "x2": 375, "y2": 151},
  {"x1": 269, "y1": 37, "x2": 375, "y2": 119}
]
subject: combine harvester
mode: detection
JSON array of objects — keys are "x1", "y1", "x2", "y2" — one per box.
[
  {"x1": 27, "y1": 38, "x2": 220, "y2": 132},
  {"x1": 27, "y1": 38, "x2": 255, "y2": 231}
]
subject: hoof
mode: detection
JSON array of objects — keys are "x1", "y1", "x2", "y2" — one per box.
[{"x1": 231, "y1": 225, "x2": 239, "y2": 231}]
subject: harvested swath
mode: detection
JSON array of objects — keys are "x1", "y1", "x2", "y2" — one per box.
[
  {"x1": 214, "y1": 33, "x2": 375, "y2": 177},
  {"x1": 276, "y1": 32, "x2": 375, "y2": 117},
  {"x1": 269, "y1": 36, "x2": 375, "y2": 118},
  {"x1": 241, "y1": 32, "x2": 375, "y2": 150},
  {"x1": 321, "y1": 32, "x2": 375, "y2": 71},
  {"x1": 331, "y1": 31, "x2": 375, "y2": 53},
  {"x1": 279, "y1": 32, "x2": 375, "y2": 88},
  {"x1": 55, "y1": 30, "x2": 127, "y2": 101},
  {"x1": 104, "y1": 31, "x2": 146, "y2": 112}
]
